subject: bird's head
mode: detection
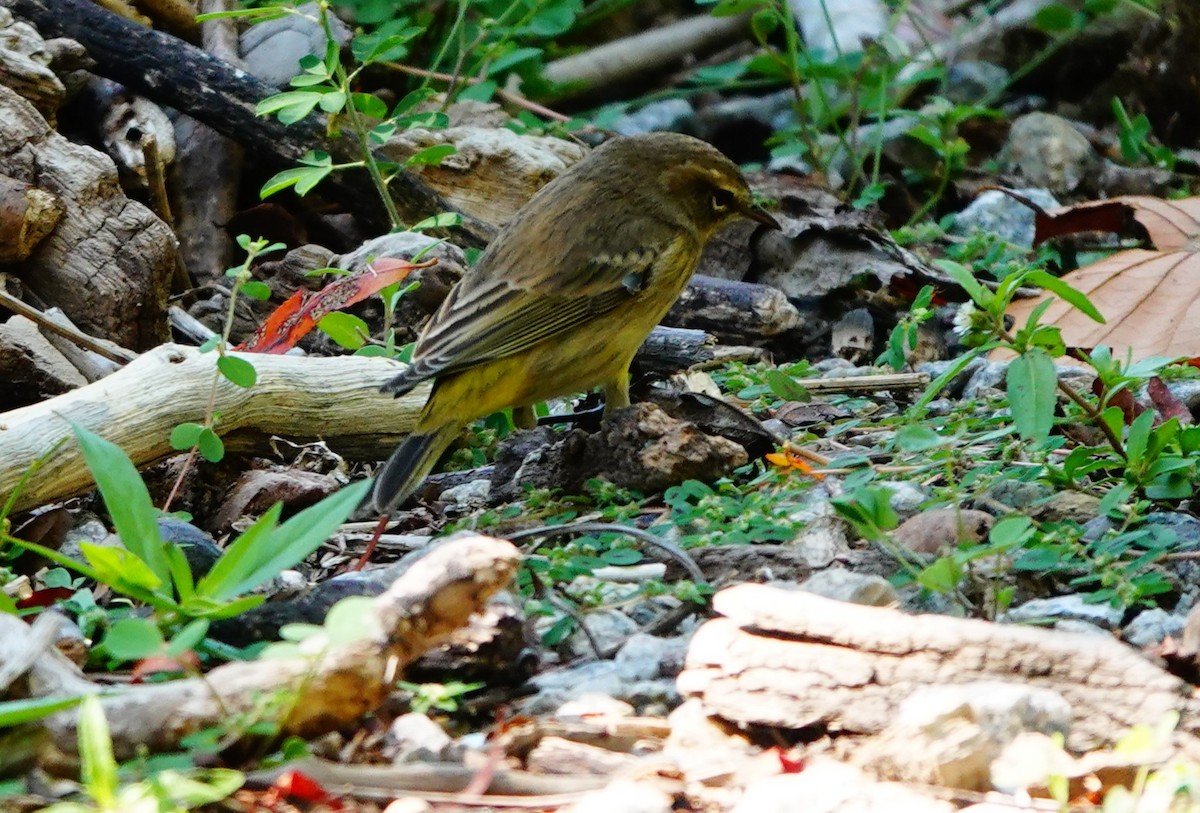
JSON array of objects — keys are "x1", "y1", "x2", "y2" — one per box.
[{"x1": 623, "y1": 132, "x2": 780, "y2": 236}]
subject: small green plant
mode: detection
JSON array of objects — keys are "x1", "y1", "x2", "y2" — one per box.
[
  {"x1": 1111, "y1": 97, "x2": 1178, "y2": 170},
  {"x1": 878, "y1": 284, "x2": 936, "y2": 370},
  {"x1": 41, "y1": 695, "x2": 242, "y2": 813},
  {"x1": 0, "y1": 424, "x2": 370, "y2": 664},
  {"x1": 395, "y1": 680, "x2": 485, "y2": 715},
  {"x1": 166, "y1": 235, "x2": 281, "y2": 487}
]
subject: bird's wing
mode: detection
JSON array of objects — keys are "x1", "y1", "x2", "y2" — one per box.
[{"x1": 382, "y1": 227, "x2": 686, "y2": 396}]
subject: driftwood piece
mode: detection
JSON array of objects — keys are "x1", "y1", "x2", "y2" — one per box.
[
  {"x1": 0, "y1": 315, "x2": 87, "y2": 410},
  {"x1": 665, "y1": 274, "x2": 802, "y2": 344},
  {"x1": 0, "y1": 173, "x2": 62, "y2": 263},
  {"x1": 0, "y1": 0, "x2": 492, "y2": 246},
  {"x1": 39, "y1": 308, "x2": 123, "y2": 381},
  {"x1": 0, "y1": 344, "x2": 427, "y2": 513},
  {"x1": 4, "y1": 535, "x2": 520, "y2": 761},
  {"x1": 0, "y1": 84, "x2": 175, "y2": 349},
  {"x1": 678, "y1": 584, "x2": 1200, "y2": 752},
  {"x1": 541, "y1": 12, "x2": 750, "y2": 99},
  {"x1": 247, "y1": 758, "x2": 605, "y2": 806},
  {"x1": 379, "y1": 126, "x2": 586, "y2": 229},
  {"x1": 0, "y1": 6, "x2": 63, "y2": 118}
]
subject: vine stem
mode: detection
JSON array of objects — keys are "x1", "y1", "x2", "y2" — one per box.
[
  {"x1": 384, "y1": 62, "x2": 572, "y2": 123},
  {"x1": 316, "y1": 1, "x2": 402, "y2": 230}
]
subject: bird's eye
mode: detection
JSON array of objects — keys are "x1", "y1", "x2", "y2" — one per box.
[{"x1": 711, "y1": 187, "x2": 735, "y2": 212}]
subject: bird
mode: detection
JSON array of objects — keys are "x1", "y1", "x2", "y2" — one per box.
[{"x1": 371, "y1": 131, "x2": 780, "y2": 514}]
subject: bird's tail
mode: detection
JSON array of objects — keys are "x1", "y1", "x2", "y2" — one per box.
[{"x1": 371, "y1": 425, "x2": 459, "y2": 514}]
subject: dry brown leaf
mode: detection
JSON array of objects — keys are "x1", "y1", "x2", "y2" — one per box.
[{"x1": 1008, "y1": 195, "x2": 1200, "y2": 361}]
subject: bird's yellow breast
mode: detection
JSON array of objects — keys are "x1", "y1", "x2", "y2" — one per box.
[{"x1": 415, "y1": 238, "x2": 700, "y2": 431}]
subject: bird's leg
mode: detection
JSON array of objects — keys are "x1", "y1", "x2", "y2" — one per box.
[
  {"x1": 512, "y1": 405, "x2": 538, "y2": 430},
  {"x1": 602, "y1": 369, "x2": 631, "y2": 416}
]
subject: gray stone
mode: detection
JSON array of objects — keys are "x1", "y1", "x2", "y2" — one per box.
[
  {"x1": 1000, "y1": 113, "x2": 1099, "y2": 195},
  {"x1": 241, "y1": 3, "x2": 351, "y2": 87},
  {"x1": 438, "y1": 478, "x2": 491, "y2": 509},
  {"x1": 879, "y1": 480, "x2": 929, "y2": 516},
  {"x1": 1001, "y1": 594, "x2": 1123, "y2": 629},
  {"x1": 800, "y1": 569, "x2": 899, "y2": 606},
  {"x1": 1123, "y1": 608, "x2": 1186, "y2": 648},
  {"x1": 614, "y1": 633, "x2": 688, "y2": 681},
  {"x1": 611, "y1": 99, "x2": 699, "y2": 136},
  {"x1": 856, "y1": 682, "x2": 1070, "y2": 790},
  {"x1": 733, "y1": 760, "x2": 954, "y2": 813},
  {"x1": 384, "y1": 713, "x2": 452, "y2": 764},
  {"x1": 944, "y1": 61, "x2": 1011, "y2": 105},
  {"x1": 952, "y1": 188, "x2": 1060, "y2": 248},
  {"x1": 963, "y1": 360, "x2": 1010, "y2": 399},
  {"x1": 918, "y1": 356, "x2": 989, "y2": 399}
]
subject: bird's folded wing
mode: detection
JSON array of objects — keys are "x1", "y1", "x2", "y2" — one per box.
[{"x1": 381, "y1": 245, "x2": 666, "y2": 396}]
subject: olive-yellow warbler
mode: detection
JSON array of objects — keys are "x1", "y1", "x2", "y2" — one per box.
[{"x1": 372, "y1": 132, "x2": 779, "y2": 513}]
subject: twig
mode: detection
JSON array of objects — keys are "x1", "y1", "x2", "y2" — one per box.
[
  {"x1": 0, "y1": 289, "x2": 136, "y2": 364},
  {"x1": 383, "y1": 62, "x2": 573, "y2": 123}
]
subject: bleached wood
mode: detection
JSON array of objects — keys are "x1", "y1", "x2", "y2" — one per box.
[
  {"x1": 1, "y1": 536, "x2": 519, "y2": 761},
  {"x1": 0, "y1": 343, "x2": 428, "y2": 512},
  {"x1": 678, "y1": 584, "x2": 1200, "y2": 752}
]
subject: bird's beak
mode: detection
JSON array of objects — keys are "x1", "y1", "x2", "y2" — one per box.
[{"x1": 742, "y1": 202, "x2": 781, "y2": 230}]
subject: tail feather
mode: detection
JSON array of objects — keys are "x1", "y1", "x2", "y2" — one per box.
[{"x1": 371, "y1": 426, "x2": 459, "y2": 514}]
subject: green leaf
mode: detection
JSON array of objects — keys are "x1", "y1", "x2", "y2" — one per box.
[
  {"x1": 411, "y1": 212, "x2": 462, "y2": 232},
  {"x1": 763, "y1": 369, "x2": 809, "y2": 401},
  {"x1": 894, "y1": 424, "x2": 945, "y2": 452},
  {"x1": 71, "y1": 424, "x2": 169, "y2": 584},
  {"x1": 486, "y1": 47, "x2": 544, "y2": 77},
  {"x1": 391, "y1": 87, "x2": 437, "y2": 117},
  {"x1": 101, "y1": 618, "x2": 164, "y2": 662},
  {"x1": 1125, "y1": 409, "x2": 1155, "y2": 463},
  {"x1": 80, "y1": 543, "x2": 163, "y2": 595},
  {"x1": 318, "y1": 91, "x2": 346, "y2": 114},
  {"x1": 197, "y1": 481, "x2": 371, "y2": 601},
  {"x1": 318, "y1": 312, "x2": 370, "y2": 350},
  {"x1": 933, "y1": 259, "x2": 985, "y2": 302},
  {"x1": 521, "y1": 0, "x2": 582, "y2": 37},
  {"x1": 351, "y1": 92, "x2": 388, "y2": 119},
  {"x1": 0, "y1": 694, "x2": 86, "y2": 726},
  {"x1": 1006, "y1": 348, "x2": 1058, "y2": 442},
  {"x1": 240, "y1": 280, "x2": 272, "y2": 301},
  {"x1": 196, "y1": 7, "x2": 287, "y2": 22},
  {"x1": 170, "y1": 422, "x2": 204, "y2": 450},
  {"x1": 1023, "y1": 270, "x2": 1106, "y2": 323},
  {"x1": 989, "y1": 515, "x2": 1033, "y2": 547},
  {"x1": 1147, "y1": 471, "x2": 1192, "y2": 500},
  {"x1": 406, "y1": 144, "x2": 457, "y2": 167},
  {"x1": 457, "y1": 80, "x2": 497, "y2": 102},
  {"x1": 168, "y1": 619, "x2": 210, "y2": 658},
  {"x1": 323, "y1": 596, "x2": 382, "y2": 643},
  {"x1": 1034, "y1": 3, "x2": 1079, "y2": 32},
  {"x1": 217, "y1": 355, "x2": 257, "y2": 388},
  {"x1": 77, "y1": 696, "x2": 118, "y2": 808},
  {"x1": 260, "y1": 165, "x2": 333, "y2": 198},
  {"x1": 918, "y1": 556, "x2": 962, "y2": 593},
  {"x1": 197, "y1": 428, "x2": 224, "y2": 463},
  {"x1": 256, "y1": 90, "x2": 323, "y2": 122}
]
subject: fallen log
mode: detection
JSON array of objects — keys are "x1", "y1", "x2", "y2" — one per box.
[
  {"x1": 5, "y1": 535, "x2": 519, "y2": 763},
  {"x1": 0, "y1": 0, "x2": 492, "y2": 246},
  {"x1": 678, "y1": 584, "x2": 1200, "y2": 752},
  {"x1": 0, "y1": 344, "x2": 426, "y2": 513}
]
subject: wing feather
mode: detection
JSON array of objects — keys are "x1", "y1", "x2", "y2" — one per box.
[{"x1": 381, "y1": 241, "x2": 670, "y2": 396}]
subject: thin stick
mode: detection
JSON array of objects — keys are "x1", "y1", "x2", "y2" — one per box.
[{"x1": 0, "y1": 289, "x2": 136, "y2": 364}]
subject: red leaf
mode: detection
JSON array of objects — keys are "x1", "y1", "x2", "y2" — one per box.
[{"x1": 239, "y1": 258, "x2": 436, "y2": 353}]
